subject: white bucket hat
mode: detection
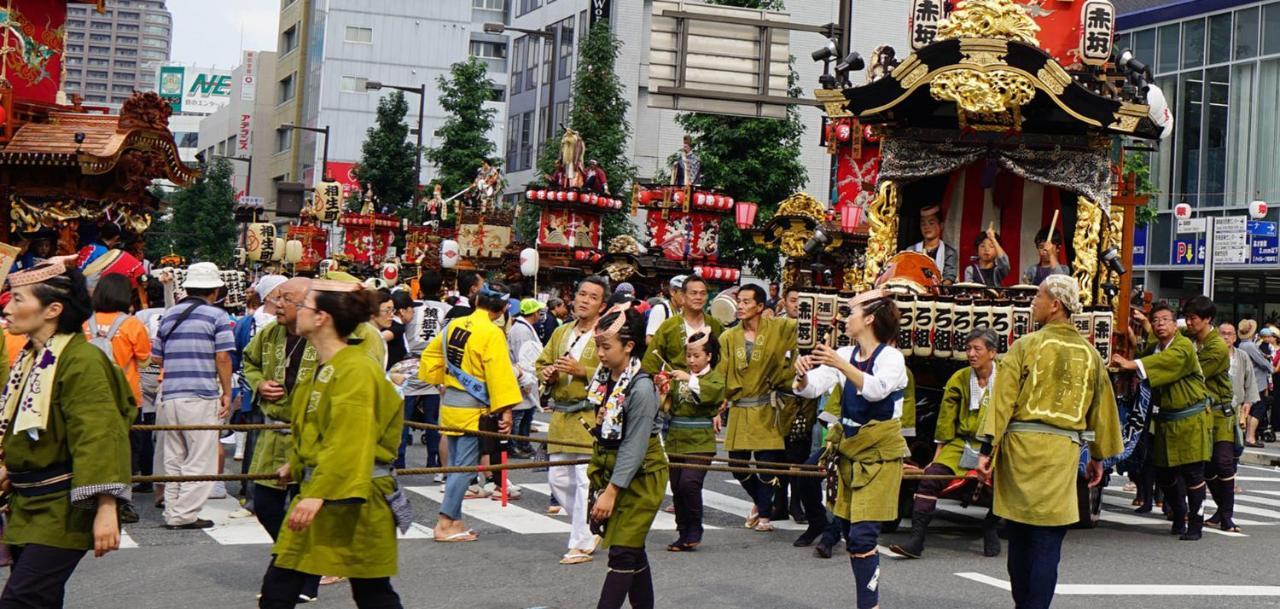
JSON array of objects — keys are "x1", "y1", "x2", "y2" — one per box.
[{"x1": 183, "y1": 262, "x2": 225, "y2": 289}]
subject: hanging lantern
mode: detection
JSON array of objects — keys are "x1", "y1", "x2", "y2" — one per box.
[
  {"x1": 556, "y1": 190, "x2": 567, "y2": 202},
  {"x1": 270, "y1": 238, "x2": 286, "y2": 262},
  {"x1": 284, "y1": 239, "x2": 304, "y2": 264},
  {"x1": 735, "y1": 201, "x2": 759, "y2": 229},
  {"x1": 694, "y1": 193, "x2": 705, "y2": 207},
  {"x1": 520, "y1": 247, "x2": 539, "y2": 277},
  {"x1": 246, "y1": 223, "x2": 276, "y2": 261},
  {"x1": 525, "y1": 190, "x2": 536, "y2": 200},
  {"x1": 314, "y1": 180, "x2": 343, "y2": 223},
  {"x1": 839, "y1": 203, "x2": 863, "y2": 232},
  {"x1": 1174, "y1": 203, "x2": 1192, "y2": 219},
  {"x1": 1250, "y1": 200, "x2": 1268, "y2": 219},
  {"x1": 567, "y1": 191, "x2": 579, "y2": 202},
  {"x1": 835, "y1": 121, "x2": 852, "y2": 142},
  {"x1": 441, "y1": 239, "x2": 460, "y2": 268},
  {"x1": 381, "y1": 262, "x2": 400, "y2": 285},
  {"x1": 724, "y1": 196, "x2": 735, "y2": 210},
  {"x1": 535, "y1": 189, "x2": 547, "y2": 200},
  {"x1": 233, "y1": 247, "x2": 246, "y2": 266}
]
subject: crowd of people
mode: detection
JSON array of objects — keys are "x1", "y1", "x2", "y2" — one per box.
[{"x1": 0, "y1": 242, "x2": 1276, "y2": 609}]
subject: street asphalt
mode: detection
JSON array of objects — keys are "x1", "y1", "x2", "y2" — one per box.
[{"x1": 21, "y1": 441, "x2": 1280, "y2": 609}]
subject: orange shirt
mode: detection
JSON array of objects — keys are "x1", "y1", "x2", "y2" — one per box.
[
  {"x1": 5, "y1": 330, "x2": 22, "y2": 367},
  {"x1": 85, "y1": 312, "x2": 151, "y2": 406}
]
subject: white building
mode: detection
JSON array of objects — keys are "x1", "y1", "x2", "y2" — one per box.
[
  {"x1": 198, "y1": 52, "x2": 280, "y2": 203},
  {"x1": 500, "y1": 0, "x2": 909, "y2": 203}
]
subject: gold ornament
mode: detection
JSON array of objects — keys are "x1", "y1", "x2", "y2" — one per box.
[
  {"x1": 781, "y1": 265, "x2": 802, "y2": 290},
  {"x1": 862, "y1": 181, "x2": 900, "y2": 286},
  {"x1": 776, "y1": 192, "x2": 827, "y2": 223},
  {"x1": 1072, "y1": 196, "x2": 1102, "y2": 307},
  {"x1": 936, "y1": 0, "x2": 1041, "y2": 45},
  {"x1": 930, "y1": 69, "x2": 1036, "y2": 115},
  {"x1": 777, "y1": 221, "x2": 812, "y2": 258},
  {"x1": 844, "y1": 266, "x2": 866, "y2": 293}
]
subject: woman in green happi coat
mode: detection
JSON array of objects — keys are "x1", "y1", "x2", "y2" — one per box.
[
  {"x1": 257, "y1": 280, "x2": 406, "y2": 609},
  {"x1": 0, "y1": 262, "x2": 132, "y2": 608},
  {"x1": 587, "y1": 305, "x2": 668, "y2": 609}
]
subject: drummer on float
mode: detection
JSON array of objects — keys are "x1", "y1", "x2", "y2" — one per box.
[
  {"x1": 907, "y1": 205, "x2": 957, "y2": 284},
  {"x1": 1021, "y1": 226, "x2": 1071, "y2": 286}
]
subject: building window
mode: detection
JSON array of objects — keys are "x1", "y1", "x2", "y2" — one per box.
[
  {"x1": 145, "y1": 13, "x2": 170, "y2": 25},
  {"x1": 543, "y1": 34, "x2": 552, "y2": 85},
  {"x1": 517, "y1": 0, "x2": 543, "y2": 17},
  {"x1": 470, "y1": 41, "x2": 507, "y2": 59},
  {"x1": 142, "y1": 49, "x2": 165, "y2": 60},
  {"x1": 117, "y1": 48, "x2": 137, "y2": 56},
  {"x1": 144, "y1": 25, "x2": 169, "y2": 36},
  {"x1": 345, "y1": 26, "x2": 373, "y2": 44},
  {"x1": 473, "y1": 0, "x2": 504, "y2": 9},
  {"x1": 1157, "y1": 24, "x2": 1179, "y2": 73},
  {"x1": 340, "y1": 76, "x2": 368, "y2": 92},
  {"x1": 115, "y1": 60, "x2": 137, "y2": 68},
  {"x1": 66, "y1": 57, "x2": 83, "y2": 66},
  {"x1": 67, "y1": 20, "x2": 84, "y2": 28},
  {"x1": 278, "y1": 73, "x2": 296, "y2": 104},
  {"x1": 519, "y1": 111, "x2": 533, "y2": 170},
  {"x1": 281, "y1": 24, "x2": 299, "y2": 54},
  {"x1": 143, "y1": 37, "x2": 167, "y2": 48},
  {"x1": 86, "y1": 82, "x2": 108, "y2": 91},
  {"x1": 511, "y1": 37, "x2": 524, "y2": 92},
  {"x1": 117, "y1": 24, "x2": 139, "y2": 32},
  {"x1": 118, "y1": 11, "x2": 140, "y2": 20},
  {"x1": 114, "y1": 72, "x2": 136, "y2": 80},
  {"x1": 85, "y1": 95, "x2": 107, "y2": 102},
  {"x1": 112, "y1": 84, "x2": 134, "y2": 93},
  {"x1": 68, "y1": 31, "x2": 84, "y2": 40},
  {"x1": 525, "y1": 34, "x2": 538, "y2": 92},
  {"x1": 506, "y1": 115, "x2": 518, "y2": 168},
  {"x1": 275, "y1": 129, "x2": 292, "y2": 154},
  {"x1": 91, "y1": 22, "x2": 112, "y2": 30},
  {"x1": 87, "y1": 70, "x2": 108, "y2": 79},
  {"x1": 66, "y1": 68, "x2": 82, "y2": 78},
  {"x1": 117, "y1": 36, "x2": 138, "y2": 45},
  {"x1": 88, "y1": 56, "x2": 109, "y2": 65},
  {"x1": 1265, "y1": 3, "x2": 1280, "y2": 56},
  {"x1": 68, "y1": 44, "x2": 84, "y2": 53},
  {"x1": 90, "y1": 34, "x2": 111, "y2": 42},
  {"x1": 1236, "y1": 8, "x2": 1259, "y2": 60},
  {"x1": 559, "y1": 18, "x2": 574, "y2": 76}
]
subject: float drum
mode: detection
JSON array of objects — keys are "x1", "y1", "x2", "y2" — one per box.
[{"x1": 875, "y1": 251, "x2": 942, "y2": 295}]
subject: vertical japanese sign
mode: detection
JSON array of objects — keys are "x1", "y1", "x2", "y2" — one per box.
[
  {"x1": 241, "y1": 50, "x2": 257, "y2": 102},
  {"x1": 1078, "y1": 0, "x2": 1115, "y2": 66},
  {"x1": 909, "y1": 0, "x2": 950, "y2": 50},
  {"x1": 238, "y1": 114, "x2": 252, "y2": 154}
]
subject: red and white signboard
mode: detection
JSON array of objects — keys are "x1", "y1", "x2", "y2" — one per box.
[
  {"x1": 238, "y1": 113, "x2": 252, "y2": 153},
  {"x1": 241, "y1": 50, "x2": 257, "y2": 102}
]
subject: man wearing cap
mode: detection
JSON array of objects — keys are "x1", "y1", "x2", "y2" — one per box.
[
  {"x1": 978, "y1": 275, "x2": 1122, "y2": 609},
  {"x1": 907, "y1": 205, "x2": 957, "y2": 283},
  {"x1": 151, "y1": 262, "x2": 236, "y2": 530},
  {"x1": 507, "y1": 299, "x2": 547, "y2": 458},
  {"x1": 646, "y1": 276, "x2": 683, "y2": 341}
]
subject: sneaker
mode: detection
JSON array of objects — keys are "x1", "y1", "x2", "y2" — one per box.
[
  {"x1": 165, "y1": 518, "x2": 214, "y2": 530},
  {"x1": 433, "y1": 474, "x2": 445, "y2": 484},
  {"x1": 209, "y1": 481, "x2": 228, "y2": 499},
  {"x1": 219, "y1": 434, "x2": 237, "y2": 445},
  {"x1": 298, "y1": 594, "x2": 317, "y2": 603}
]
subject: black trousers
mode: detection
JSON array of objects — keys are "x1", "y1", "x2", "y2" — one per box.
[
  {"x1": 0, "y1": 544, "x2": 85, "y2": 609},
  {"x1": 1005, "y1": 521, "x2": 1068, "y2": 609},
  {"x1": 254, "y1": 484, "x2": 321, "y2": 599},
  {"x1": 259, "y1": 562, "x2": 402, "y2": 609},
  {"x1": 130, "y1": 411, "x2": 156, "y2": 479},
  {"x1": 668, "y1": 453, "x2": 712, "y2": 544},
  {"x1": 728, "y1": 449, "x2": 785, "y2": 515}
]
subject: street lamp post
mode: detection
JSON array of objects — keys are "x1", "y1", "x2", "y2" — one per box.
[
  {"x1": 278, "y1": 123, "x2": 330, "y2": 183},
  {"x1": 365, "y1": 80, "x2": 426, "y2": 204},
  {"x1": 484, "y1": 22, "x2": 557, "y2": 142},
  {"x1": 214, "y1": 154, "x2": 253, "y2": 196}
]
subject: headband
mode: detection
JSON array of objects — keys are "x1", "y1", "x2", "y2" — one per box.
[
  {"x1": 310, "y1": 279, "x2": 361, "y2": 293},
  {"x1": 8, "y1": 262, "x2": 66, "y2": 288},
  {"x1": 849, "y1": 288, "x2": 891, "y2": 310},
  {"x1": 687, "y1": 331, "x2": 710, "y2": 350},
  {"x1": 594, "y1": 303, "x2": 632, "y2": 340}
]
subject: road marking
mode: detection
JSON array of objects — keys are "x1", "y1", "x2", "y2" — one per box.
[
  {"x1": 520, "y1": 483, "x2": 714, "y2": 531},
  {"x1": 119, "y1": 528, "x2": 138, "y2": 549},
  {"x1": 398, "y1": 522, "x2": 433, "y2": 539},
  {"x1": 694, "y1": 489, "x2": 808, "y2": 531},
  {"x1": 1238, "y1": 464, "x2": 1280, "y2": 473},
  {"x1": 956, "y1": 572, "x2": 1280, "y2": 596},
  {"x1": 406, "y1": 486, "x2": 569, "y2": 534},
  {"x1": 201, "y1": 496, "x2": 274, "y2": 545},
  {"x1": 1098, "y1": 497, "x2": 1247, "y2": 536}
]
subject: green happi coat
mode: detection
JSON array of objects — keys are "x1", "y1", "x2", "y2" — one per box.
[
  {"x1": 717, "y1": 317, "x2": 797, "y2": 452},
  {"x1": 272, "y1": 346, "x2": 403, "y2": 579},
  {"x1": 589, "y1": 435, "x2": 669, "y2": 548},
  {"x1": 536, "y1": 320, "x2": 600, "y2": 455},
  {"x1": 980, "y1": 321, "x2": 1123, "y2": 526},
  {"x1": 243, "y1": 321, "x2": 386, "y2": 489},
  {"x1": 827, "y1": 418, "x2": 909, "y2": 522},
  {"x1": 1196, "y1": 330, "x2": 1237, "y2": 445},
  {"x1": 1139, "y1": 333, "x2": 1212, "y2": 467},
  {"x1": 2, "y1": 334, "x2": 133, "y2": 551},
  {"x1": 641, "y1": 314, "x2": 723, "y2": 375},
  {"x1": 933, "y1": 367, "x2": 992, "y2": 473},
  {"x1": 664, "y1": 369, "x2": 726, "y2": 455}
]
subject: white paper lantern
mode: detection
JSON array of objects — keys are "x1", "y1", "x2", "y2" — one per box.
[
  {"x1": 1250, "y1": 200, "x2": 1268, "y2": 220},
  {"x1": 1145, "y1": 84, "x2": 1174, "y2": 140},
  {"x1": 270, "y1": 238, "x2": 286, "y2": 262},
  {"x1": 520, "y1": 247, "x2": 539, "y2": 277},
  {"x1": 441, "y1": 239, "x2": 460, "y2": 269},
  {"x1": 381, "y1": 262, "x2": 399, "y2": 285},
  {"x1": 284, "y1": 239, "x2": 303, "y2": 264}
]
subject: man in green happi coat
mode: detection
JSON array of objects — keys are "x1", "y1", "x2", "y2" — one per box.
[
  {"x1": 715, "y1": 284, "x2": 796, "y2": 532},
  {"x1": 978, "y1": 275, "x2": 1122, "y2": 609},
  {"x1": 1113, "y1": 301, "x2": 1211, "y2": 541},
  {"x1": 641, "y1": 275, "x2": 722, "y2": 375},
  {"x1": 1183, "y1": 296, "x2": 1241, "y2": 532}
]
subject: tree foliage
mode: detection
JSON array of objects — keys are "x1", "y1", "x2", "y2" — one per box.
[
  {"x1": 1123, "y1": 148, "x2": 1158, "y2": 226},
  {"x1": 672, "y1": 0, "x2": 807, "y2": 280},
  {"x1": 516, "y1": 20, "x2": 637, "y2": 243},
  {"x1": 355, "y1": 90, "x2": 420, "y2": 217},
  {"x1": 145, "y1": 158, "x2": 238, "y2": 266},
  {"x1": 425, "y1": 57, "x2": 499, "y2": 208}
]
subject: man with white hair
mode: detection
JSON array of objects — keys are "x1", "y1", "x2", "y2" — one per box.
[{"x1": 977, "y1": 275, "x2": 1122, "y2": 609}]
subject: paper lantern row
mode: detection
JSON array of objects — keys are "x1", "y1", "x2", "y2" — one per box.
[
  {"x1": 526, "y1": 189, "x2": 624, "y2": 210},
  {"x1": 635, "y1": 188, "x2": 735, "y2": 212},
  {"x1": 693, "y1": 265, "x2": 740, "y2": 283}
]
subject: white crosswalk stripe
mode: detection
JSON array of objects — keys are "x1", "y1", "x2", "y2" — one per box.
[{"x1": 1095, "y1": 483, "x2": 1280, "y2": 537}]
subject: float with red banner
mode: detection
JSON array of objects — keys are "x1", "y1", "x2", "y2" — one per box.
[{"x1": 340, "y1": 213, "x2": 398, "y2": 265}]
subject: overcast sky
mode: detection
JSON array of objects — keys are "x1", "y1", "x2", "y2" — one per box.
[{"x1": 168, "y1": 1, "x2": 281, "y2": 69}]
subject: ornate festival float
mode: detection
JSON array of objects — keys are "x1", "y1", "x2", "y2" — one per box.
[
  {"x1": 0, "y1": 0, "x2": 197, "y2": 297},
  {"x1": 791, "y1": 0, "x2": 1167, "y2": 526}
]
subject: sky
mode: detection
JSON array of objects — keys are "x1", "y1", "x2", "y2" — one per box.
[{"x1": 168, "y1": 1, "x2": 281, "y2": 69}]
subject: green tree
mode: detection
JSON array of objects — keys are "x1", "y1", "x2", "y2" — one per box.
[
  {"x1": 146, "y1": 158, "x2": 238, "y2": 265},
  {"x1": 355, "y1": 90, "x2": 420, "y2": 217},
  {"x1": 1123, "y1": 149, "x2": 1158, "y2": 225},
  {"x1": 426, "y1": 57, "x2": 498, "y2": 205},
  {"x1": 673, "y1": 0, "x2": 807, "y2": 279},
  {"x1": 516, "y1": 20, "x2": 637, "y2": 243}
]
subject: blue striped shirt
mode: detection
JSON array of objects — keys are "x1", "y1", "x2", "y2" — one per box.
[{"x1": 151, "y1": 300, "x2": 236, "y2": 400}]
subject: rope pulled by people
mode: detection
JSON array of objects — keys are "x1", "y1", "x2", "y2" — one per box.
[{"x1": 131, "y1": 458, "x2": 593, "y2": 484}]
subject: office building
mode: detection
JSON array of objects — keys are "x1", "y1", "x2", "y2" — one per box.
[
  {"x1": 64, "y1": 0, "x2": 172, "y2": 107},
  {"x1": 198, "y1": 52, "x2": 280, "y2": 203}
]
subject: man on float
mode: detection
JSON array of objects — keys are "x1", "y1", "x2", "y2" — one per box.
[{"x1": 907, "y1": 205, "x2": 957, "y2": 283}]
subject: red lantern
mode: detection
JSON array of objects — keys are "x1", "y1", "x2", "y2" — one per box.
[
  {"x1": 839, "y1": 203, "x2": 862, "y2": 232},
  {"x1": 615, "y1": 199, "x2": 623, "y2": 210},
  {"x1": 1174, "y1": 202, "x2": 1192, "y2": 219},
  {"x1": 1251, "y1": 200, "x2": 1268, "y2": 219},
  {"x1": 673, "y1": 191, "x2": 685, "y2": 204},
  {"x1": 724, "y1": 196, "x2": 735, "y2": 210},
  {"x1": 694, "y1": 193, "x2": 705, "y2": 207},
  {"x1": 836, "y1": 121, "x2": 852, "y2": 142},
  {"x1": 535, "y1": 189, "x2": 546, "y2": 200},
  {"x1": 693, "y1": 265, "x2": 704, "y2": 278},
  {"x1": 638, "y1": 189, "x2": 653, "y2": 204},
  {"x1": 525, "y1": 190, "x2": 535, "y2": 200},
  {"x1": 567, "y1": 191, "x2": 579, "y2": 202},
  {"x1": 735, "y1": 201, "x2": 758, "y2": 229}
]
